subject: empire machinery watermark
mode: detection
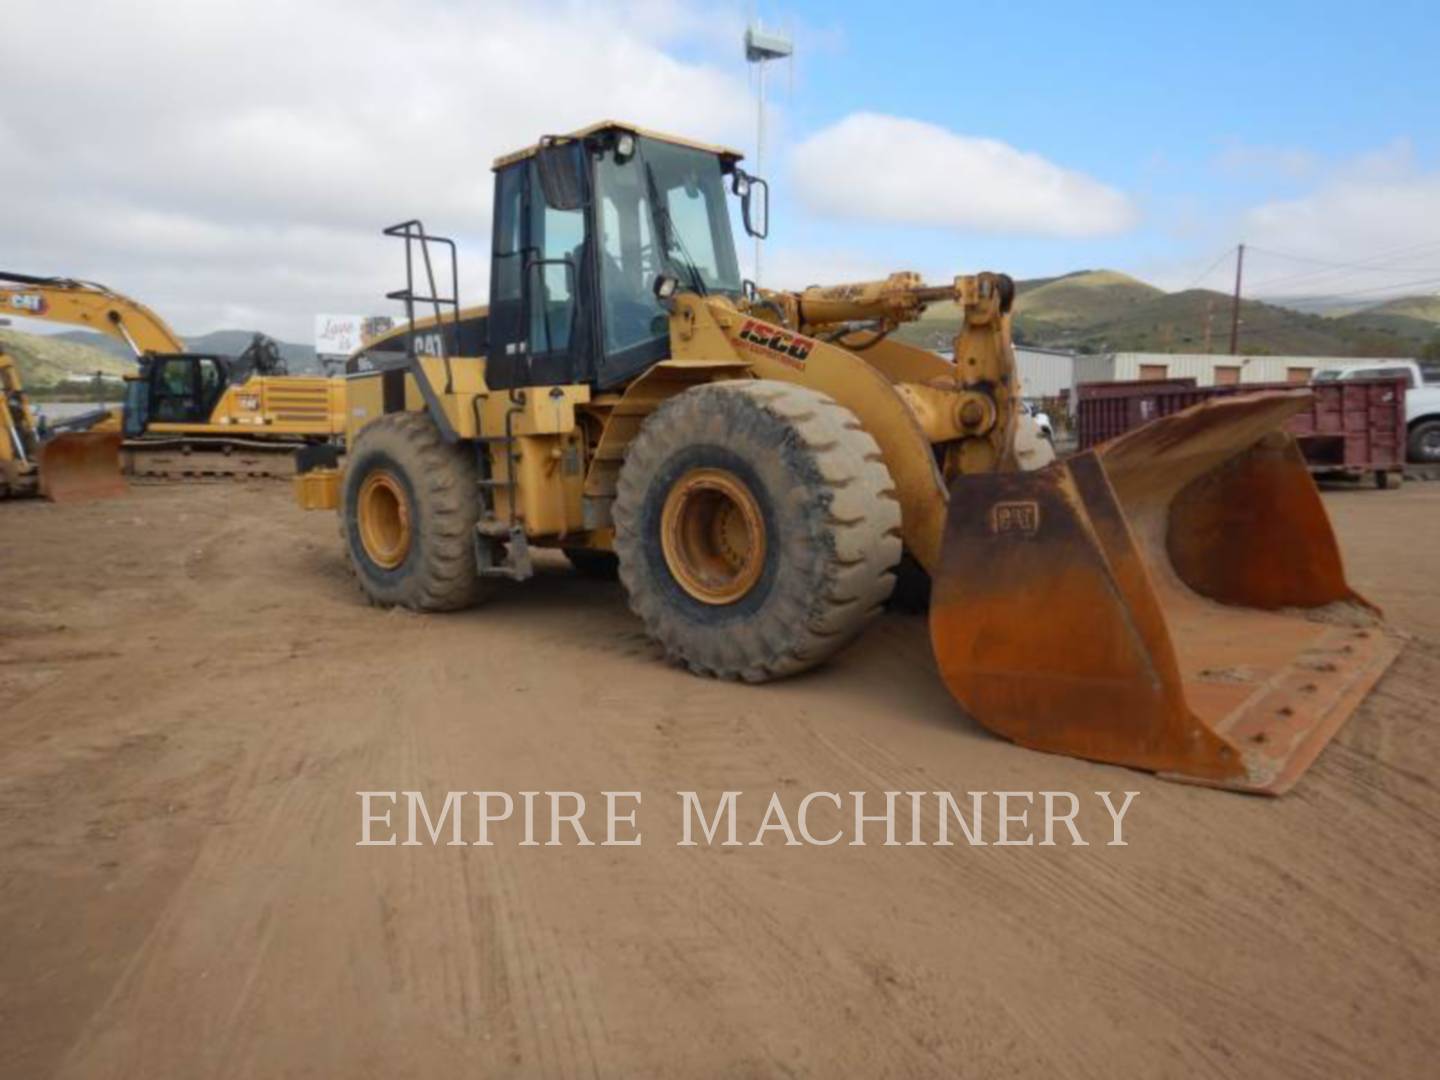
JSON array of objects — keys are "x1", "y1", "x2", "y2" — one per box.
[{"x1": 355, "y1": 790, "x2": 1140, "y2": 848}]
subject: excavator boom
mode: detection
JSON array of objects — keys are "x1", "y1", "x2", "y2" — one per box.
[{"x1": 0, "y1": 270, "x2": 186, "y2": 355}]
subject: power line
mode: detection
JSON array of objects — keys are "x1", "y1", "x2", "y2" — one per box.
[
  {"x1": 1245, "y1": 240, "x2": 1440, "y2": 292},
  {"x1": 1253, "y1": 272, "x2": 1440, "y2": 304},
  {"x1": 1178, "y1": 246, "x2": 1237, "y2": 292}
]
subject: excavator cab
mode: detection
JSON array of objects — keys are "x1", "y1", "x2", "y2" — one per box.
[{"x1": 125, "y1": 353, "x2": 229, "y2": 431}]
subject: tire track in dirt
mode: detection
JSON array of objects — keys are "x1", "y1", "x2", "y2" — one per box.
[{"x1": 4, "y1": 483, "x2": 1438, "y2": 1078}]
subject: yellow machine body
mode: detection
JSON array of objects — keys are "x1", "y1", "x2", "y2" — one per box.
[
  {"x1": 0, "y1": 273, "x2": 346, "y2": 455},
  {"x1": 305, "y1": 121, "x2": 1396, "y2": 793}
]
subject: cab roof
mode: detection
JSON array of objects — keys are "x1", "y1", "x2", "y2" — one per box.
[{"x1": 492, "y1": 121, "x2": 744, "y2": 170}]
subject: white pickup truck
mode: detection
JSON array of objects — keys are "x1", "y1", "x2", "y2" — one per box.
[{"x1": 1314, "y1": 360, "x2": 1440, "y2": 463}]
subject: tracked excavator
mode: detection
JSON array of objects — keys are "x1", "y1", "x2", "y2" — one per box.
[
  {"x1": 0, "y1": 272, "x2": 345, "y2": 481},
  {"x1": 297, "y1": 122, "x2": 1398, "y2": 793}
]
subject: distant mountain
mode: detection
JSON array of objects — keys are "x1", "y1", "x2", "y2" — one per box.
[
  {"x1": 184, "y1": 330, "x2": 320, "y2": 374},
  {"x1": 42, "y1": 327, "x2": 320, "y2": 373},
  {"x1": 894, "y1": 269, "x2": 1440, "y2": 357},
  {"x1": 0, "y1": 328, "x2": 134, "y2": 387},
  {"x1": 52, "y1": 329, "x2": 134, "y2": 361},
  {"x1": 1013, "y1": 270, "x2": 1165, "y2": 339},
  {"x1": 1362, "y1": 294, "x2": 1440, "y2": 322}
]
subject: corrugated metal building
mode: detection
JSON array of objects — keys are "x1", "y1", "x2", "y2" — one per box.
[
  {"x1": 1015, "y1": 346, "x2": 1077, "y2": 400},
  {"x1": 1073, "y1": 352, "x2": 1393, "y2": 387}
]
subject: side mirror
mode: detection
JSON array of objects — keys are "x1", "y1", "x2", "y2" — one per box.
[
  {"x1": 732, "y1": 169, "x2": 769, "y2": 239},
  {"x1": 536, "y1": 137, "x2": 585, "y2": 212}
]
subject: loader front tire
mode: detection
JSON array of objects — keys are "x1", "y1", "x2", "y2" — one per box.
[
  {"x1": 342, "y1": 412, "x2": 488, "y2": 611},
  {"x1": 614, "y1": 380, "x2": 901, "y2": 682}
]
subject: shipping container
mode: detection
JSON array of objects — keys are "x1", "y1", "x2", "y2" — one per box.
[{"x1": 1076, "y1": 377, "x2": 1407, "y2": 486}]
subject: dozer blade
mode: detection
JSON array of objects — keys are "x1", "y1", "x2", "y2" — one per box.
[
  {"x1": 37, "y1": 432, "x2": 128, "y2": 502},
  {"x1": 930, "y1": 391, "x2": 1400, "y2": 794}
]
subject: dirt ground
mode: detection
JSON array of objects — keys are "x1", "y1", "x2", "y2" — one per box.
[{"x1": 1, "y1": 480, "x2": 1436, "y2": 1079}]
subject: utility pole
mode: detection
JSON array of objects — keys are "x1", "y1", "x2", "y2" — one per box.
[
  {"x1": 1228, "y1": 243, "x2": 1246, "y2": 355},
  {"x1": 1202, "y1": 297, "x2": 1215, "y2": 354},
  {"x1": 744, "y1": 23, "x2": 792, "y2": 287}
]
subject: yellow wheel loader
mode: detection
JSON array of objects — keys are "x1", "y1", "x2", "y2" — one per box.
[
  {"x1": 0, "y1": 272, "x2": 345, "y2": 479},
  {"x1": 1, "y1": 349, "x2": 126, "y2": 502},
  {"x1": 299, "y1": 121, "x2": 1398, "y2": 793}
]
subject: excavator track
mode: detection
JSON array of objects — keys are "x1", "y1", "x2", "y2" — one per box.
[{"x1": 122, "y1": 438, "x2": 309, "y2": 481}]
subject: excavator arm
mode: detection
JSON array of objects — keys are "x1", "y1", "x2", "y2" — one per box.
[{"x1": 0, "y1": 271, "x2": 186, "y2": 356}]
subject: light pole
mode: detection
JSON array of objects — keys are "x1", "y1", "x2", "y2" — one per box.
[{"x1": 744, "y1": 24, "x2": 792, "y2": 287}]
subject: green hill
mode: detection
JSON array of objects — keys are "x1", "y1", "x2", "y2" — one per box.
[
  {"x1": 906, "y1": 270, "x2": 1161, "y2": 346},
  {"x1": 0, "y1": 327, "x2": 135, "y2": 389},
  {"x1": 895, "y1": 269, "x2": 1438, "y2": 357},
  {"x1": 1360, "y1": 295, "x2": 1440, "y2": 322},
  {"x1": 49, "y1": 327, "x2": 320, "y2": 374},
  {"x1": 1013, "y1": 270, "x2": 1163, "y2": 336}
]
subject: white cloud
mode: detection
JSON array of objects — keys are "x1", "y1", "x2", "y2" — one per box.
[
  {"x1": 0, "y1": 0, "x2": 750, "y2": 340},
  {"x1": 789, "y1": 113, "x2": 1138, "y2": 238},
  {"x1": 1239, "y1": 140, "x2": 1440, "y2": 299},
  {"x1": 750, "y1": 245, "x2": 903, "y2": 292}
]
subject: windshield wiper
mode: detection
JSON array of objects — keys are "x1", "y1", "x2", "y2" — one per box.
[{"x1": 644, "y1": 162, "x2": 708, "y2": 297}]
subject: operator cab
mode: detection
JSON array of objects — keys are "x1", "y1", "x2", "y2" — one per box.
[
  {"x1": 486, "y1": 122, "x2": 768, "y2": 392},
  {"x1": 122, "y1": 353, "x2": 227, "y2": 435}
]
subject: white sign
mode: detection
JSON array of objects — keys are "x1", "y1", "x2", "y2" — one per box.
[{"x1": 315, "y1": 314, "x2": 364, "y2": 357}]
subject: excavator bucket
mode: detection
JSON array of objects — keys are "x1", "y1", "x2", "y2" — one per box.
[
  {"x1": 37, "y1": 432, "x2": 128, "y2": 502},
  {"x1": 930, "y1": 391, "x2": 1400, "y2": 794}
]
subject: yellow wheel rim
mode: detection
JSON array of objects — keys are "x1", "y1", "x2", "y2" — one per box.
[
  {"x1": 660, "y1": 468, "x2": 766, "y2": 605},
  {"x1": 357, "y1": 469, "x2": 411, "y2": 569}
]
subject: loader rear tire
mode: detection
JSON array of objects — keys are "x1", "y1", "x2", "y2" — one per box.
[
  {"x1": 614, "y1": 380, "x2": 901, "y2": 682},
  {"x1": 341, "y1": 412, "x2": 489, "y2": 611}
]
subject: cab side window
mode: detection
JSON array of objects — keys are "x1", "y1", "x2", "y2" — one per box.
[
  {"x1": 529, "y1": 169, "x2": 583, "y2": 357},
  {"x1": 152, "y1": 358, "x2": 195, "y2": 421}
]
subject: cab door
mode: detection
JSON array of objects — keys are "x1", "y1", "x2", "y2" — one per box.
[{"x1": 487, "y1": 149, "x2": 595, "y2": 390}]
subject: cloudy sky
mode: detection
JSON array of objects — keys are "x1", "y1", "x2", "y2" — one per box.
[{"x1": 3, "y1": 0, "x2": 1437, "y2": 342}]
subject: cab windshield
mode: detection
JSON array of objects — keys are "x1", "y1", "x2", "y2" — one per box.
[{"x1": 593, "y1": 136, "x2": 742, "y2": 357}]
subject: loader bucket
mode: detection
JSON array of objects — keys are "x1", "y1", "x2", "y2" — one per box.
[
  {"x1": 930, "y1": 391, "x2": 1399, "y2": 794},
  {"x1": 37, "y1": 432, "x2": 128, "y2": 502}
]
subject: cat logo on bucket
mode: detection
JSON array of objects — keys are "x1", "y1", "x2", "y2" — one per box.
[
  {"x1": 990, "y1": 500, "x2": 1040, "y2": 537},
  {"x1": 735, "y1": 319, "x2": 815, "y2": 368}
]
